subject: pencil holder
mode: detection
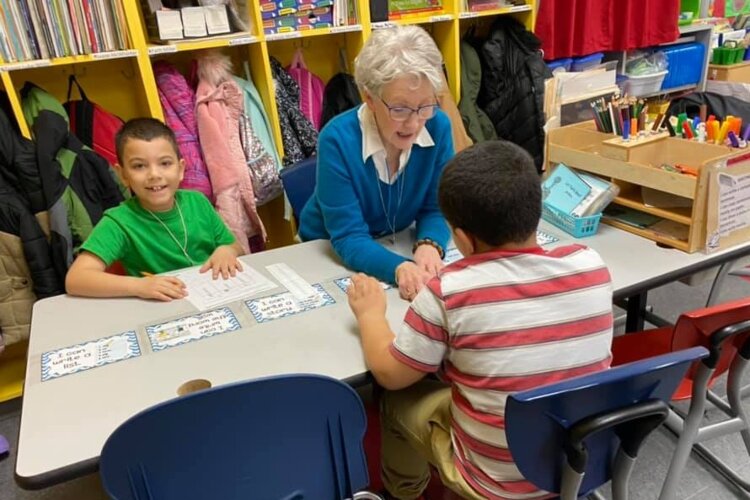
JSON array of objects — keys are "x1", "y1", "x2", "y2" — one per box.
[{"x1": 542, "y1": 203, "x2": 601, "y2": 238}]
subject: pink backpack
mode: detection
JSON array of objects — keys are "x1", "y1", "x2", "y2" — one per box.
[{"x1": 286, "y1": 49, "x2": 325, "y2": 131}]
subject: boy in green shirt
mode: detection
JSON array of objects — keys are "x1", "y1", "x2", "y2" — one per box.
[{"x1": 65, "y1": 118, "x2": 244, "y2": 301}]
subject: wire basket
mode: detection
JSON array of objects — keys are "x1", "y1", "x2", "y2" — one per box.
[{"x1": 542, "y1": 203, "x2": 601, "y2": 238}]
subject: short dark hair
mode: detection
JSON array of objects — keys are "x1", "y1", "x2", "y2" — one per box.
[
  {"x1": 438, "y1": 140, "x2": 541, "y2": 246},
  {"x1": 115, "y1": 118, "x2": 180, "y2": 164}
]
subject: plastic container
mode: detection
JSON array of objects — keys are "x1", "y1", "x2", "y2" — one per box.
[
  {"x1": 541, "y1": 203, "x2": 601, "y2": 238},
  {"x1": 712, "y1": 46, "x2": 745, "y2": 65},
  {"x1": 547, "y1": 58, "x2": 573, "y2": 72},
  {"x1": 624, "y1": 70, "x2": 668, "y2": 96},
  {"x1": 571, "y1": 52, "x2": 604, "y2": 72},
  {"x1": 679, "y1": 0, "x2": 700, "y2": 25},
  {"x1": 659, "y1": 42, "x2": 705, "y2": 89}
]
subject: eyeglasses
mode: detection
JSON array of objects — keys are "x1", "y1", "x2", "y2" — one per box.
[{"x1": 379, "y1": 96, "x2": 440, "y2": 122}]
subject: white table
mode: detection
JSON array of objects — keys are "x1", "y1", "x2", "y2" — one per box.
[
  {"x1": 15, "y1": 225, "x2": 750, "y2": 488},
  {"x1": 15, "y1": 240, "x2": 409, "y2": 489}
]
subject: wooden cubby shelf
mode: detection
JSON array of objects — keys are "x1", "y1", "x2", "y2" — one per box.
[{"x1": 546, "y1": 121, "x2": 750, "y2": 253}]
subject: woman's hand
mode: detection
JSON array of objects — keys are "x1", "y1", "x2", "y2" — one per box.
[
  {"x1": 395, "y1": 262, "x2": 433, "y2": 301},
  {"x1": 413, "y1": 243, "x2": 444, "y2": 277}
]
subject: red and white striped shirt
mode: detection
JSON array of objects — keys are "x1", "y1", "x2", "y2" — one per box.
[{"x1": 391, "y1": 244, "x2": 614, "y2": 499}]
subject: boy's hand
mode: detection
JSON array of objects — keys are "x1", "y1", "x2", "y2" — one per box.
[
  {"x1": 200, "y1": 245, "x2": 243, "y2": 279},
  {"x1": 414, "y1": 244, "x2": 444, "y2": 277},
  {"x1": 395, "y1": 262, "x2": 433, "y2": 301},
  {"x1": 347, "y1": 274, "x2": 387, "y2": 320},
  {"x1": 134, "y1": 276, "x2": 187, "y2": 302}
]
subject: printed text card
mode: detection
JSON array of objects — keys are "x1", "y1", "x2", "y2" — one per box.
[
  {"x1": 41, "y1": 331, "x2": 140, "y2": 382},
  {"x1": 146, "y1": 307, "x2": 241, "y2": 351}
]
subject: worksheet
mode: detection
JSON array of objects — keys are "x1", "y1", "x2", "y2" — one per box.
[
  {"x1": 145, "y1": 307, "x2": 241, "y2": 351},
  {"x1": 168, "y1": 265, "x2": 278, "y2": 311},
  {"x1": 41, "y1": 331, "x2": 141, "y2": 382},
  {"x1": 245, "y1": 284, "x2": 335, "y2": 323},
  {"x1": 265, "y1": 263, "x2": 318, "y2": 301}
]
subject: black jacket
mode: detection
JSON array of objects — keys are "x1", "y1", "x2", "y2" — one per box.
[
  {"x1": 479, "y1": 17, "x2": 551, "y2": 172},
  {"x1": 0, "y1": 107, "x2": 64, "y2": 300}
]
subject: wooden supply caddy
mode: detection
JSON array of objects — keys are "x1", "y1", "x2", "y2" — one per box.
[
  {"x1": 546, "y1": 121, "x2": 750, "y2": 253},
  {"x1": 708, "y1": 61, "x2": 750, "y2": 82}
]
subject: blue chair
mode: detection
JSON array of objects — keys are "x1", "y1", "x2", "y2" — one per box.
[
  {"x1": 100, "y1": 374, "x2": 381, "y2": 500},
  {"x1": 505, "y1": 347, "x2": 709, "y2": 500},
  {"x1": 279, "y1": 157, "x2": 317, "y2": 224}
]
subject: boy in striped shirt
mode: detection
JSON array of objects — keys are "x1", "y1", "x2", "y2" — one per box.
[{"x1": 347, "y1": 141, "x2": 614, "y2": 499}]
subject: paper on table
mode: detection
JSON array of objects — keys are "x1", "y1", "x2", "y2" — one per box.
[
  {"x1": 245, "y1": 284, "x2": 336, "y2": 323},
  {"x1": 334, "y1": 276, "x2": 391, "y2": 292},
  {"x1": 145, "y1": 307, "x2": 241, "y2": 351},
  {"x1": 266, "y1": 263, "x2": 318, "y2": 301},
  {"x1": 443, "y1": 230, "x2": 560, "y2": 265},
  {"x1": 41, "y1": 331, "x2": 141, "y2": 381},
  {"x1": 169, "y1": 265, "x2": 278, "y2": 311}
]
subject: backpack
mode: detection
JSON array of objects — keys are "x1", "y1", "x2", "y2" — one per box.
[
  {"x1": 320, "y1": 72, "x2": 361, "y2": 130},
  {"x1": 286, "y1": 49, "x2": 325, "y2": 131},
  {"x1": 269, "y1": 57, "x2": 318, "y2": 166},
  {"x1": 64, "y1": 75, "x2": 124, "y2": 166},
  {"x1": 238, "y1": 111, "x2": 283, "y2": 206}
]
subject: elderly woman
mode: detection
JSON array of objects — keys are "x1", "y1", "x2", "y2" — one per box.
[{"x1": 298, "y1": 26, "x2": 454, "y2": 300}]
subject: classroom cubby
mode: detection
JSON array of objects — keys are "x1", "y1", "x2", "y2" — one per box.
[{"x1": 0, "y1": 0, "x2": 537, "y2": 249}]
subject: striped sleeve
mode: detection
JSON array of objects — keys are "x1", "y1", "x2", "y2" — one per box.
[{"x1": 391, "y1": 278, "x2": 449, "y2": 372}]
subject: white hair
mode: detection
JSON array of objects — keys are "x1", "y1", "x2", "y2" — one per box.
[{"x1": 354, "y1": 26, "x2": 444, "y2": 97}]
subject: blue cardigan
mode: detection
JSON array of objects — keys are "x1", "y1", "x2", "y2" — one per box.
[{"x1": 299, "y1": 107, "x2": 453, "y2": 283}]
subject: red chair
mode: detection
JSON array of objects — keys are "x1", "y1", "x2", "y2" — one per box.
[{"x1": 611, "y1": 296, "x2": 750, "y2": 500}]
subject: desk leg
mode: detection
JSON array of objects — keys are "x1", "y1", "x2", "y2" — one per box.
[{"x1": 625, "y1": 293, "x2": 647, "y2": 332}]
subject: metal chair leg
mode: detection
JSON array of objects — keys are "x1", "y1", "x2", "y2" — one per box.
[
  {"x1": 610, "y1": 449, "x2": 635, "y2": 500},
  {"x1": 705, "y1": 262, "x2": 735, "y2": 308},
  {"x1": 659, "y1": 367, "x2": 713, "y2": 500}
]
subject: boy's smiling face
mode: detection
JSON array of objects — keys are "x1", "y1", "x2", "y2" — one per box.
[{"x1": 117, "y1": 137, "x2": 185, "y2": 212}]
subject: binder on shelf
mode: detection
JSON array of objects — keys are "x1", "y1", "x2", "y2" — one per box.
[{"x1": 542, "y1": 163, "x2": 618, "y2": 217}]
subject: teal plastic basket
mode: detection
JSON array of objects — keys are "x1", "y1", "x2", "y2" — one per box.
[{"x1": 542, "y1": 203, "x2": 601, "y2": 238}]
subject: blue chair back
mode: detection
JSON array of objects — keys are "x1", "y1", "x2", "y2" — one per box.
[
  {"x1": 100, "y1": 374, "x2": 370, "y2": 500},
  {"x1": 279, "y1": 157, "x2": 317, "y2": 223},
  {"x1": 505, "y1": 347, "x2": 708, "y2": 496}
]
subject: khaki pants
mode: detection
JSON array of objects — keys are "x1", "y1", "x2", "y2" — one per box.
[{"x1": 380, "y1": 380, "x2": 485, "y2": 500}]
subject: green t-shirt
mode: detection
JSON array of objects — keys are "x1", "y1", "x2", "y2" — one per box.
[{"x1": 80, "y1": 190, "x2": 236, "y2": 276}]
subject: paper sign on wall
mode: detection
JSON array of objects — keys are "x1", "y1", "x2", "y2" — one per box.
[
  {"x1": 41, "y1": 331, "x2": 141, "y2": 382},
  {"x1": 706, "y1": 167, "x2": 750, "y2": 252},
  {"x1": 146, "y1": 307, "x2": 241, "y2": 351}
]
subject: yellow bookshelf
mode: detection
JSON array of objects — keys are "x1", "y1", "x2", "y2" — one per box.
[{"x1": 0, "y1": 0, "x2": 536, "y2": 398}]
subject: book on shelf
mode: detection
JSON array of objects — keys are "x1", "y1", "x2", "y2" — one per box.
[
  {"x1": 543, "y1": 163, "x2": 619, "y2": 217},
  {"x1": 387, "y1": 0, "x2": 442, "y2": 18},
  {"x1": 460, "y1": 0, "x2": 526, "y2": 12},
  {"x1": 0, "y1": 0, "x2": 130, "y2": 63}
]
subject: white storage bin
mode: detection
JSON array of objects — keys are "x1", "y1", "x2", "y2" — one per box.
[{"x1": 624, "y1": 70, "x2": 668, "y2": 96}]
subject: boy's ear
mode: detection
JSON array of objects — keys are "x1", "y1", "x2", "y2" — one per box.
[
  {"x1": 177, "y1": 158, "x2": 186, "y2": 183},
  {"x1": 453, "y1": 227, "x2": 475, "y2": 256},
  {"x1": 113, "y1": 163, "x2": 129, "y2": 188}
]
